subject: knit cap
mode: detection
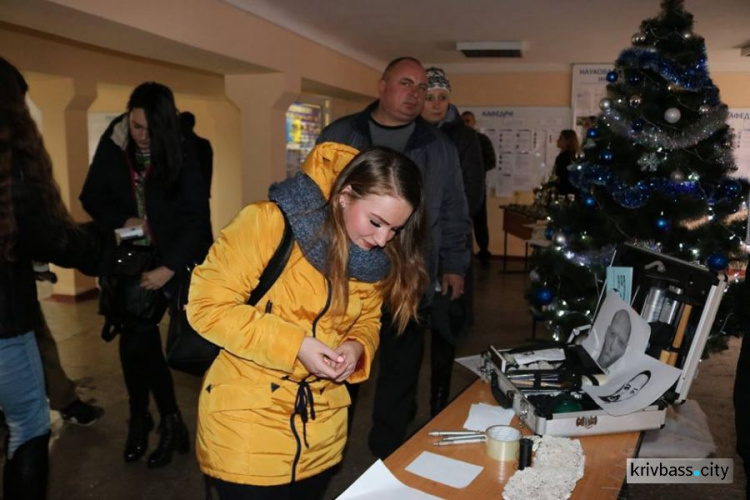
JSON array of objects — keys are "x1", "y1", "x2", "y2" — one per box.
[{"x1": 425, "y1": 67, "x2": 451, "y2": 93}]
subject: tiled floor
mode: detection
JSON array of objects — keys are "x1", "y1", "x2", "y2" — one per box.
[{"x1": 9, "y1": 259, "x2": 747, "y2": 499}]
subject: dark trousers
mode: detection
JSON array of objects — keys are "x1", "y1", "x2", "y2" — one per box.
[
  {"x1": 734, "y1": 328, "x2": 750, "y2": 499},
  {"x1": 472, "y1": 196, "x2": 490, "y2": 257},
  {"x1": 34, "y1": 313, "x2": 77, "y2": 411},
  {"x1": 367, "y1": 309, "x2": 426, "y2": 459},
  {"x1": 119, "y1": 318, "x2": 178, "y2": 418},
  {"x1": 205, "y1": 469, "x2": 333, "y2": 500}
]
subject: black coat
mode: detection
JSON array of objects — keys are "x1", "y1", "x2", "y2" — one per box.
[
  {"x1": 477, "y1": 132, "x2": 497, "y2": 172},
  {"x1": 554, "y1": 150, "x2": 577, "y2": 196},
  {"x1": 438, "y1": 105, "x2": 486, "y2": 217},
  {"x1": 189, "y1": 132, "x2": 213, "y2": 199},
  {"x1": 80, "y1": 114, "x2": 213, "y2": 285},
  {"x1": 0, "y1": 153, "x2": 115, "y2": 339}
]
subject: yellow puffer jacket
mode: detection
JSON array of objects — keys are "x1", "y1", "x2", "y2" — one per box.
[{"x1": 186, "y1": 143, "x2": 381, "y2": 485}]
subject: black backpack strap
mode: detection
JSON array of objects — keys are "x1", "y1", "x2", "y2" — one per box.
[{"x1": 247, "y1": 207, "x2": 294, "y2": 306}]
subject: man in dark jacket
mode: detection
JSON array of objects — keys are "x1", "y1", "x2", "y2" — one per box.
[
  {"x1": 462, "y1": 110, "x2": 496, "y2": 268},
  {"x1": 318, "y1": 56, "x2": 471, "y2": 458},
  {"x1": 421, "y1": 67, "x2": 485, "y2": 416}
]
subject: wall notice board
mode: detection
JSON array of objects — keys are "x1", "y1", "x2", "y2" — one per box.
[{"x1": 461, "y1": 107, "x2": 572, "y2": 197}]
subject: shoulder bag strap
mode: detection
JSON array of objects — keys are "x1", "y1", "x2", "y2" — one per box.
[{"x1": 247, "y1": 207, "x2": 294, "y2": 306}]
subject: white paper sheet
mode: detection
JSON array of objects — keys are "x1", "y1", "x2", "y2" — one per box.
[
  {"x1": 405, "y1": 451, "x2": 483, "y2": 489},
  {"x1": 337, "y1": 460, "x2": 443, "y2": 499},
  {"x1": 513, "y1": 348, "x2": 566, "y2": 366},
  {"x1": 583, "y1": 353, "x2": 682, "y2": 416},
  {"x1": 455, "y1": 354, "x2": 485, "y2": 378},
  {"x1": 463, "y1": 402, "x2": 515, "y2": 431},
  {"x1": 581, "y1": 291, "x2": 651, "y2": 377}
]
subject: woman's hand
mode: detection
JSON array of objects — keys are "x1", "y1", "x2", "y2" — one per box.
[
  {"x1": 141, "y1": 266, "x2": 175, "y2": 290},
  {"x1": 333, "y1": 340, "x2": 364, "y2": 382},
  {"x1": 297, "y1": 337, "x2": 345, "y2": 380}
]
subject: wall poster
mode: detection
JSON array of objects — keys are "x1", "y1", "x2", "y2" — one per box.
[
  {"x1": 571, "y1": 63, "x2": 615, "y2": 140},
  {"x1": 286, "y1": 102, "x2": 324, "y2": 178}
]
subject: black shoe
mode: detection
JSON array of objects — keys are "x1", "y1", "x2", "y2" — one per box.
[
  {"x1": 147, "y1": 412, "x2": 189, "y2": 469},
  {"x1": 124, "y1": 412, "x2": 154, "y2": 463},
  {"x1": 60, "y1": 399, "x2": 105, "y2": 427}
]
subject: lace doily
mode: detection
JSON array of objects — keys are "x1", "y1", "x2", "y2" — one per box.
[{"x1": 502, "y1": 436, "x2": 585, "y2": 500}]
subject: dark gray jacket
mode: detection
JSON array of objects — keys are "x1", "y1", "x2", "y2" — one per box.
[{"x1": 318, "y1": 101, "x2": 471, "y2": 293}]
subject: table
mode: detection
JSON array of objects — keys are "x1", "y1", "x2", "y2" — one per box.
[
  {"x1": 384, "y1": 379, "x2": 641, "y2": 499},
  {"x1": 499, "y1": 205, "x2": 547, "y2": 273}
]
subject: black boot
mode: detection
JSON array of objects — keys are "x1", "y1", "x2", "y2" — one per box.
[
  {"x1": 124, "y1": 412, "x2": 154, "y2": 462},
  {"x1": 147, "y1": 412, "x2": 189, "y2": 468},
  {"x1": 4, "y1": 432, "x2": 50, "y2": 500}
]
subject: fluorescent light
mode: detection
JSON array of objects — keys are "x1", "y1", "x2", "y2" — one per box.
[{"x1": 456, "y1": 41, "x2": 524, "y2": 58}]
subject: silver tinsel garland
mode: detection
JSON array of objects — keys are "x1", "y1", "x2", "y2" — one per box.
[{"x1": 598, "y1": 105, "x2": 728, "y2": 150}]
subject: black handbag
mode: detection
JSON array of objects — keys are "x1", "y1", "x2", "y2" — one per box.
[
  {"x1": 99, "y1": 244, "x2": 167, "y2": 341},
  {"x1": 166, "y1": 210, "x2": 294, "y2": 377}
]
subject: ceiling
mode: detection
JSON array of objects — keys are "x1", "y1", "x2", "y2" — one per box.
[{"x1": 226, "y1": 0, "x2": 750, "y2": 73}]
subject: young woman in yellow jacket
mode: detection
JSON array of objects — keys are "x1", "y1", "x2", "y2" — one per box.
[{"x1": 187, "y1": 142, "x2": 428, "y2": 499}]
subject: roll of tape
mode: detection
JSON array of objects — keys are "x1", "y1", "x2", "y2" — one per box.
[{"x1": 485, "y1": 425, "x2": 522, "y2": 462}]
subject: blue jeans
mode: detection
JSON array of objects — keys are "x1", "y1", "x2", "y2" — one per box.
[{"x1": 0, "y1": 331, "x2": 50, "y2": 459}]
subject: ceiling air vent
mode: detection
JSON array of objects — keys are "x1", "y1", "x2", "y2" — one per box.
[{"x1": 456, "y1": 41, "x2": 523, "y2": 58}]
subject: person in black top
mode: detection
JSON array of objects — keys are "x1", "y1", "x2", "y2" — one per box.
[
  {"x1": 81, "y1": 82, "x2": 212, "y2": 469},
  {"x1": 553, "y1": 129, "x2": 580, "y2": 197}
]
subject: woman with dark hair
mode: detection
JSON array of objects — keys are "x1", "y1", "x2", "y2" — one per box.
[
  {"x1": 80, "y1": 82, "x2": 212, "y2": 468},
  {"x1": 187, "y1": 143, "x2": 428, "y2": 499},
  {"x1": 553, "y1": 129, "x2": 580, "y2": 197},
  {"x1": 0, "y1": 57, "x2": 113, "y2": 499}
]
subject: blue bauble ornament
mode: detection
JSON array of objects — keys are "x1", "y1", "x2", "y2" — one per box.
[
  {"x1": 587, "y1": 128, "x2": 598, "y2": 139},
  {"x1": 706, "y1": 253, "x2": 728, "y2": 271},
  {"x1": 631, "y1": 118, "x2": 644, "y2": 133},
  {"x1": 581, "y1": 194, "x2": 597, "y2": 208},
  {"x1": 655, "y1": 217, "x2": 670, "y2": 231},
  {"x1": 628, "y1": 73, "x2": 642, "y2": 85},
  {"x1": 606, "y1": 71, "x2": 618, "y2": 82},
  {"x1": 600, "y1": 150, "x2": 614, "y2": 164},
  {"x1": 720, "y1": 180, "x2": 742, "y2": 198},
  {"x1": 533, "y1": 286, "x2": 554, "y2": 306},
  {"x1": 544, "y1": 227, "x2": 555, "y2": 240}
]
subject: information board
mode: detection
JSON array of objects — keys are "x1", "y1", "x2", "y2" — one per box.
[{"x1": 461, "y1": 106, "x2": 572, "y2": 197}]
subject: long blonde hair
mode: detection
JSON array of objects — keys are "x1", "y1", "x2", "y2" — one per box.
[{"x1": 323, "y1": 147, "x2": 428, "y2": 333}]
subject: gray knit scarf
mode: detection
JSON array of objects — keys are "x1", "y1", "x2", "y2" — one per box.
[{"x1": 268, "y1": 173, "x2": 390, "y2": 283}]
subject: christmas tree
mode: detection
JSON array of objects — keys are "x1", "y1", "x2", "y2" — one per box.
[{"x1": 528, "y1": 0, "x2": 749, "y2": 350}]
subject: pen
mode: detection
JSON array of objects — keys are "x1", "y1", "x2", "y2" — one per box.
[
  {"x1": 428, "y1": 431, "x2": 483, "y2": 436},
  {"x1": 437, "y1": 435, "x2": 487, "y2": 443},
  {"x1": 433, "y1": 437, "x2": 486, "y2": 446}
]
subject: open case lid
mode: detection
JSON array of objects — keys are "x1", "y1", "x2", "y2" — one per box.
[{"x1": 586, "y1": 243, "x2": 726, "y2": 403}]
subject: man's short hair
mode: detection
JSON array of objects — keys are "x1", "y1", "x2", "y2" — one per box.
[
  {"x1": 381, "y1": 56, "x2": 423, "y2": 80},
  {"x1": 180, "y1": 111, "x2": 196, "y2": 131},
  {"x1": 461, "y1": 110, "x2": 475, "y2": 119}
]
